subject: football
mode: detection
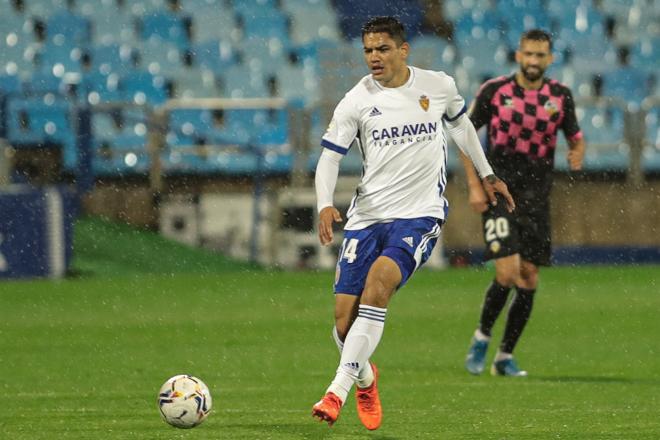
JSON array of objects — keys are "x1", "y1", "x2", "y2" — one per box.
[{"x1": 157, "y1": 374, "x2": 212, "y2": 429}]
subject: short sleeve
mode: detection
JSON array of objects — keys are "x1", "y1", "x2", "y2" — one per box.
[
  {"x1": 561, "y1": 88, "x2": 582, "y2": 141},
  {"x1": 321, "y1": 97, "x2": 359, "y2": 155},
  {"x1": 469, "y1": 82, "x2": 496, "y2": 131},
  {"x1": 442, "y1": 77, "x2": 467, "y2": 122}
]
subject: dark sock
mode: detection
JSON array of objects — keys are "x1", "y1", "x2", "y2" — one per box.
[
  {"x1": 500, "y1": 287, "x2": 536, "y2": 354},
  {"x1": 478, "y1": 280, "x2": 511, "y2": 337}
]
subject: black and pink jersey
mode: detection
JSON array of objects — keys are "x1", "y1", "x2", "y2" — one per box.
[{"x1": 469, "y1": 74, "x2": 583, "y2": 200}]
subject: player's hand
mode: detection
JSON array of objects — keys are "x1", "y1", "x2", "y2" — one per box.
[
  {"x1": 481, "y1": 174, "x2": 515, "y2": 212},
  {"x1": 567, "y1": 148, "x2": 584, "y2": 171},
  {"x1": 468, "y1": 185, "x2": 489, "y2": 213},
  {"x1": 318, "y1": 206, "x2": 343, "y2": 246}
]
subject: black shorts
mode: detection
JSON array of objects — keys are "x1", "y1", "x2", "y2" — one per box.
[{"x1": 482, "y1": 194, "x2": 551, "y2": 266}]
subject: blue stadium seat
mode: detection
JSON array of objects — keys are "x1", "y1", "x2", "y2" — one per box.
[
  {"x1": 6, "y1": 97, "x2": 78, "y2": 169},
  {"x1": 23, "y1": 71, "x2": 64, "y2": 95},
  {"x1": 0, "y1": 74, "x2": 21, "y2": 96},
  {"x1": 631, "y1": 37, "x2": 660, "y2": 73},
  {"x1": 169, "y1": 109, "x2": 213, "y2": 139},
  {"x1": 46, "y1": 8, "x2": 92, "y2": 44},
  {"x1": 35, "y1": 42, "x2": 84, "y2": 76},
  {"x1": 80, "y1": 71, "x2": 122, "y2": 104},
  {"x1": 223, "y1": 65, "x2": 268, "y2": 98},
  {"x1": 193, "y1": 39, "x2": 236, "y2": 72},
  {"x1": 139, "y1": 11, "x2": 189, "y2": 46},
  {"x1": 137, "y1": 40, "x2": 185, "y2": 77},
  {"x1": 93, "y1": 129, "x2": 150, "y2": 176},
  {"x1": 453, "y1": 9, "x2": 503, "y2": 43},
  {"x1": 92, "y1": 43, "x2": 138, "y2": 74},
  {"x1": 408, "y1": 35, "x2": 456, "y2": 72},
  {"x1": 240, "y1": 12, "x2": 290, "y2": 44},
  {"x1": 456, "y1": 35, "x2": 511, "y2": 80},
  {"x1": 283, "y1": 0, "x2": 341, "y2": 44},
  {"x1": 275, "y1": 64, "x2": 319, "y2": 107},
  {"x1": 240, "y1": 37, "x2": 289, "y2": 77},
  {"x1": 602, "y1": 66, "x2": 650, "y2": 104},
  {"x1": 184, "y1": 1, "x2": 236, "y2": 42},
  {"x1": 120, "y1": 70, "x2": 168, "y2": 104},
  {"x1": 172, "y1": 68, "x2": 221, "y2": 98}
]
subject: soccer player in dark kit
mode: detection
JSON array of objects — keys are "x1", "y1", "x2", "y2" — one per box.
[{"x1": 462, "y1": 29, "x2": 586, "y2": 377}]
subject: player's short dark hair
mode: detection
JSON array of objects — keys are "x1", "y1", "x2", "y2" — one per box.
[
  {"x1": 361, "y1": 16, "x2": 406, "y2": 45},
  {"x1": 520, "y1": 29, "x2": 553, "y2": 51}
]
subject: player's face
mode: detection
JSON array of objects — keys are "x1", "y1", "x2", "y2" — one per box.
[
  {"x1": 363, "y1": 32, "x2": 409, "y2": 86},
  {"x1": 516, "y1": 40, "x2": 553, "y2": 82}
]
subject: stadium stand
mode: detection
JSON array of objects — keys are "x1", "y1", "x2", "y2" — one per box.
[{"x1": 0, "y1": 0, "x2": 658, "y2": 179}]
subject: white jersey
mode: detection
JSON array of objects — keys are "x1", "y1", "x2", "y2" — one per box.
[{"x1": 321, "y1": 66, "x2": 467, "y2": 230}]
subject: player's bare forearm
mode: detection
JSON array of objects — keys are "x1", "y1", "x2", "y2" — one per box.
[
  {"x1": 459, "y1": 151, "x2": 483, "y2": 189},
  {"x1": 318, "y1": 206, "x2": 343, "y2": 246},
  {"x1": 482, "y1": 174, "x2": 515, "y2": 212},
  {"x1": 459, "y1": 151, "x2": 489, "y2": 213},
  {"x1": 567, "y1": 138, "x2": 585, "y2": 171}
]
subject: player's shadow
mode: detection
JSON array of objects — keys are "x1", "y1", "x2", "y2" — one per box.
[{"x1": 532, "y1": 375, "x2": 660, "y2": 385}]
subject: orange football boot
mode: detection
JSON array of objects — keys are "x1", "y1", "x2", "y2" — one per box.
[
  {"x1": 356, "y1": 362, "x2": 382, "y2": 430},
  {"x1": 312, "y1": 392, "x2": 343, "y2": 426}
]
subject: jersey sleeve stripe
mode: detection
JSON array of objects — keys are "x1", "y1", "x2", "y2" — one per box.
[
  {"x1": 443, "y1": 105, "x2": 467, "y2": 122},
  {"x1": 321, "y1": 138, "x2": 349, "y2": 155}
]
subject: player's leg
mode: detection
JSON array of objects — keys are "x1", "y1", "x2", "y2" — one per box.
[
  {"x1": 493, "y1": 207, "x2": 549, "y2": 376},
  {"x1": 323, "y1": 256, "x2": 399, "y2": 424},
  {"x1": 316, "y1": 217, "x2": 441, "y2": 429},
  {"x1": 500, "y1": 260, "x2": 537, "y2": 353},
  {"x1": 333, "y1": 294, "x2": 375, "y2": 388},
  {"x1": 313, "y1": 227, "x2": 380, "y2": 426},
  {"x1": 466, "y1": 205, "x2": 520, "y2": 374}
]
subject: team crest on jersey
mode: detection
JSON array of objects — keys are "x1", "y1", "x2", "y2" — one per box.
[
  {"x1": 490, "y1": 240, "x2": 501, "y2": 254},
  {"x1": 544, "y1": 99, "x2": 559, "y2": 116},
  {"x1": 419, "y1": 95, "x2": 429, "y2": 111}
]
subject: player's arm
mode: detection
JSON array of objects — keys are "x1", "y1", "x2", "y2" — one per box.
[
  {"x1": 562, "y1": 88, "x2": 585, "y2": 171},
  {"x1": 459, "y1": 150, "x2": 488, "y2": 213},
  {"x1": 315, "y1": 149, "x2": 343, "y2": 246},
  {"x1": 567, "y1": 136, "x2": 585, "y2": 171},
  {"x1": 446, "y1": 113, "x2": 515, "y2": 212},
  {"x1": 459, "y1": 98, "x2": 489, "y2": 212},
  {"x1": 315, "y1": 97, "x2": 358, "y2": 245}
]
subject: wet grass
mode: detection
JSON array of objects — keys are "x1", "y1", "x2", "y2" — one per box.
[{"x1": 0, "y1": 219, "x2": 658, "y2": 438}]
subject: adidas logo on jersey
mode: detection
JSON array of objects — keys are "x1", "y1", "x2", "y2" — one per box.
[
  {"x1": 402, "y1": 237, "x2": 414, "y2": 248},
  {"x1": 369, "y1": 107, "x2": 382, "y2": 117}
]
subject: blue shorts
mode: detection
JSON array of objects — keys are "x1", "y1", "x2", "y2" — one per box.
[{"x1": 334, "y1": 217, "x2": 443, "y2": 295}]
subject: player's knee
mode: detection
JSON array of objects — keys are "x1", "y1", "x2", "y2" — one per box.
[
  {"x1": 520, "y1": 264, "x2": 539, "y2": 289},
  {"x1": 495, "y1": 271, "x2": 517, "y2": 288},
  {"x1": 519, "y1": 272, "x2": 538, "y2": 289},
  {"x1": 361, "y1": 280, "x2": 392, "y2": 308}
]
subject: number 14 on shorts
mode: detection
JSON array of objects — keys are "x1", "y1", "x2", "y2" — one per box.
[{"x1": 340, "y1": 238, "x2": 359, "y2": 263}]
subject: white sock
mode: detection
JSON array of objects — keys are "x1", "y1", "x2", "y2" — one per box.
[
  {"x1": 474, "y1": 328, "x2": 491, "y2": 342},
  {"x1": 332, "y1": 325, "x2": 375, "y2": 389},
  {"x1": 327, "y1": 305, "x2": 386, "y2": 402},
  {"x1": 495, "y1": 350, "x2": 513, "y2": 362}
]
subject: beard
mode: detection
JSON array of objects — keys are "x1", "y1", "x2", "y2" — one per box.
[{"x1": 521, "y1": 65, "x2": 544, "y2": 81}]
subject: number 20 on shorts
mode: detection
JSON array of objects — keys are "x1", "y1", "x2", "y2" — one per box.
[{"x1": 485, "y1": 217, "x2": 510, "y2": 242}]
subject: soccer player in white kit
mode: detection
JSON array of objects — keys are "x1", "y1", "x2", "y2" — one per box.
[{"x1": 312, "y1": 17, "x2": 515, "y2": 430}]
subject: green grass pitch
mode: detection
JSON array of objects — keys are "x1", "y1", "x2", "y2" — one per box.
[{"x1": 0, "y1": 217, "x2": 659, "y2": 439}]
